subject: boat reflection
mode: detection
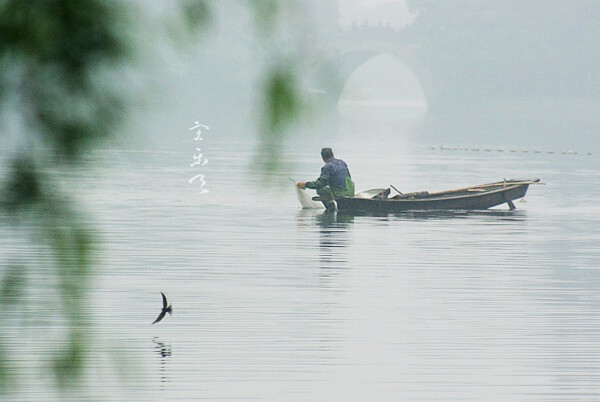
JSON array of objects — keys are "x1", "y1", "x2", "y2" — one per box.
[{"x1": 337, "y1": 208, "x2": 528, "y2": 222}]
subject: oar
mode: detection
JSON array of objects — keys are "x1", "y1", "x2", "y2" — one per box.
[{"x1": 390, "y1": 184, "x2": 403, "y2": 195}]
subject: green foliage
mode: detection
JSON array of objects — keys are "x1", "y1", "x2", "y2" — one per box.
[
  {"x1": 1, "y1": 158, "x2": 42, "y2": 211},
  {"x1": 249, "y1": 0, "x2": 280, "y2": 33},
  {"x1": 0, "y1": 343, "x2": 10, "y2": 393},
  {"x1": 0, "y1": 0, "x2": 129, "y2": 161},
  {"x1": 0, "y1": 0, "x2": 125, "y2": 73},
  {"x1": 0, "y1": 0, "x2": 129, "y2": 395},
  {"x1": 250, "y1": 0, "x2": 309, "y2": 173},
  {"x1": 53, "y1": 329, "x2": 87, "y2": 389},
  {"x1": 256, "y1": 62, "x2": 305, "y2": 173},
  {"x1": 264, "y1": 64, "x2": 304, "y2": 133},
  {"x1": 0, "y1": 265, "x2": 27, "y2": 307},
  {"x1": 182, "y1": 0, "x2": 210, "y2": 33},
  {"x1": 0, "y1": 189, "x2": 96, "y2": 392},
  {"x1": 0, "y1": 0, "x2": 308, "y2": 396},
  {"x1": 168, "y1": 0, "x2": 210, "y2": 42}
]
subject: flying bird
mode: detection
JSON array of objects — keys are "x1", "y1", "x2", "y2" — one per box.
[{"x1": 152, "y1": 292, "x2": 172, "y2": 324}]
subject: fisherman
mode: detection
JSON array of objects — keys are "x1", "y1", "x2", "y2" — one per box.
[{"x1": 297, "y1": 148, "x2": 355, "y2": 211}]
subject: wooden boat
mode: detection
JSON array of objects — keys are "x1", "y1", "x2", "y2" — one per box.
[{"x1": 315, "y1": 179, "x2": 541, "y2": 213}]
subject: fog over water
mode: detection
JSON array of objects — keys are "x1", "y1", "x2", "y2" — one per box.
[{"x1": 122, "y1": 0, "x2": 599, "y2": 154}]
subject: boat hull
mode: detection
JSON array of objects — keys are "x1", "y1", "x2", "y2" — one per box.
[{"x1": 335, "y1": 183, "x2": 530, "y2": 213}]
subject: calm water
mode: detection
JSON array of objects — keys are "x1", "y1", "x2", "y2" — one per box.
[{"x1": 2, "y1": 131, "x2": 600, "y2": 401}]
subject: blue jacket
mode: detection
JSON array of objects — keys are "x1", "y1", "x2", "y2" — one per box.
[{"x1": 306, "y1": 158, "x2": 351, "y2": 190}]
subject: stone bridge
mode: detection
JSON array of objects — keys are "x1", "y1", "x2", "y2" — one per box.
[{"x1": 305, "y1": 26, "x2": 433, "y2": 109}]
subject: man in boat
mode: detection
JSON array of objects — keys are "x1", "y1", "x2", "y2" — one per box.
[{"x1": 297, "y1": 148, "x2": 355, "y2": 211}]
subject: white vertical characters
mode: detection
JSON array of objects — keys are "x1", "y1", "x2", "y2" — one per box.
[
  {"x1": 189, "y1": 121, "x2": 209, "y2": 131},
  {"x1": 188, "y1": 174, "x2": 208, "y2": 193},
  {"x1": 188, "y1": 121, "x2": 210, "y2": 193},
  {"x1": 190, "y1": 148, "x2": 208, "y2": 167}
]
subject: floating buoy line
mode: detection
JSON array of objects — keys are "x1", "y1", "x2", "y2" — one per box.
[{"x1": 432, "y1": 145, "x2": 591, "y2": 156}]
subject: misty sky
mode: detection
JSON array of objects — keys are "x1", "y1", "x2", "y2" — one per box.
[{"x1": 121, "y1": 0, "x2": 598, "y2": 152}]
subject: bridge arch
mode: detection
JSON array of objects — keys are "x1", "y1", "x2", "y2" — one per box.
[{"x1": 310, "y1": 49, "x2": 430, "y2": 113}]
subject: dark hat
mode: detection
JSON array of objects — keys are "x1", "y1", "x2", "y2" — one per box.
[{"x1": 321, "y1": 147, "x2": 334, "y2": 159}]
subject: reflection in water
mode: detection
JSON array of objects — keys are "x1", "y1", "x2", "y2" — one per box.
[
  {"x1": 338, "y1": 208, "x2": 528, "y2": 222},
  {"x1": 315, "y1": 211, "x2": 354, "y2": 273},
  {"x1": 4, "y1": 146, "x2": 600, "y2": 400},
  {"x1": 152, "y1": 337, "x2": 172, "y2": 385},
  {"x1": 296, "y1": 210, "x2": 355, "y2": 276}
]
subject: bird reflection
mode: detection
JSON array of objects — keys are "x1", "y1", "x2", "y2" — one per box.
[{"x1": 152, "y1": 337, "x2": 172, "y2": 385}]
